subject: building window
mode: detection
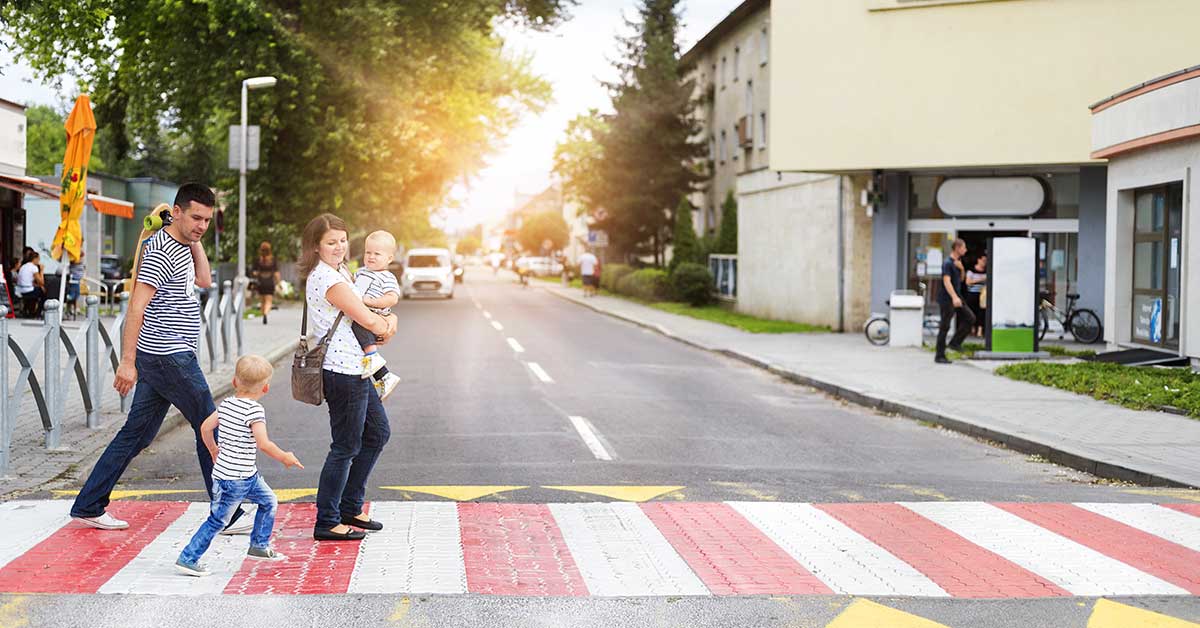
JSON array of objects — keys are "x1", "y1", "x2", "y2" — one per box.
[
  {"x1": 719, "y1": 130, "x2": 727, "y2": 163},
  {"x1": 758, "y1": 111, "x2": 767, "y2": 149},
  {"x1": 709, "y1": 135, "x2": 716, "y2": 161},
  {"x1": 720, "y1": 56, "x2": 727, "y2": 87},
  {"x1": 733, "y1": 47, "x2": 740, "y2": 82},
  {"x1": 760, "y1": 25, "x2": 768, "y2": 65}
]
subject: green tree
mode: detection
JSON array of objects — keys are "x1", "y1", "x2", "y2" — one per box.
[
  {"x1": 715, "y1": 189, "x2": 738, "y2": 254},
  {"x1": 517, "y1": 211, "x2": 568, "y2": 253},
  {"x1": 24, "y1": 104, "x2": 107, "y2": 175},
  {"x1": 2, "y1": 0, "x2": 571, "y2": 254},
  {"x1": 590, "y1": 0, "x2": 704, "y2": 264},
  {"x1": 456, "y1": 234, "x2": 482, "y2": 255},
  {"x1": 668, "y1": 196, "x2": 699, "y2": 273},
  {"x1": 553, "y1": 109, "x2": 608, "y2": 211}
]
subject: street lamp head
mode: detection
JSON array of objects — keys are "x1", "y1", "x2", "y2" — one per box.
[{"x1": 243, "y1": 76, "x2": 277, "y2": 89}]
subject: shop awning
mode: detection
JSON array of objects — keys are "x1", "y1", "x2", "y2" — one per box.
[{"x1": 0, "y1": 173, "x2": 135, "y2": 218}]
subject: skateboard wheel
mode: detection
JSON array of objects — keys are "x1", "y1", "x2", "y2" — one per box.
[{"x1": 144, "y1": 214, "x2": 163, "y2": 231}]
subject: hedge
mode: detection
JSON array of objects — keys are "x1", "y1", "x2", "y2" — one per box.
[{"x1": 600, "y1": 263, "x2": 633, "y2": 292}]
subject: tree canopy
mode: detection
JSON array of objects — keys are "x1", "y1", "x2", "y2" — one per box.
[{"x1": 517, "y1": 211, "x2": 568, "y2": 254}]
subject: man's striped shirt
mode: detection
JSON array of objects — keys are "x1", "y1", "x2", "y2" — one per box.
[
  {"x1": 212, "y1": 397, "x2": 266, "y2": 480},
  {"x1": 135, "y1": 229, "x2": 200, "y2": 355}
]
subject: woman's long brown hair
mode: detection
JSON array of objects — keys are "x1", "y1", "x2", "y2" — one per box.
[{"x1": 297, "y1": 213, "x2": 348, "y2": 279}]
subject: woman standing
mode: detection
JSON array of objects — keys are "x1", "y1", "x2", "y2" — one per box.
[
  {"x1": 252, "y1": 242, "x2": 281, "y2": 324},
  {"x1": 298, "y1": 213, "x2": 397, "y2": 541},
  {"x1": 965, "y1": 253, "x2": 988, "y2": 337}
]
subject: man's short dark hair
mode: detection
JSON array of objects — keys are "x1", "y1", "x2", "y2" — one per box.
[{"x1": 174, "y1": 183, "x2": 216, "y2": 209}]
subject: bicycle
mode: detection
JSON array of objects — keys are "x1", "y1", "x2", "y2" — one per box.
[
  {"x1": 864, "y1": 283, "x2": 931, "y2": 346},
  {"x1": 1036, "y1": 291, "x2": 1102, "y2": 344}
]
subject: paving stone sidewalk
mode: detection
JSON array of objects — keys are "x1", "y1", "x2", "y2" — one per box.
[
  {"x1": 542, "y1": 283, "x2": 1200, "y2": 489},
  {"x1": 0, "y1": 305, "x2": 301, "y2": 499}
]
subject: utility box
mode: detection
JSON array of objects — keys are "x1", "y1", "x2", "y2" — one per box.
[{"x1": 889, "y1": 290, "x2": 925, "y2": 347}]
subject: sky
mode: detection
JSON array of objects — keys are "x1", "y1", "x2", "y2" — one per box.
[{"x1": 0, "y1": 1, "x2": 744, "y2": 231}]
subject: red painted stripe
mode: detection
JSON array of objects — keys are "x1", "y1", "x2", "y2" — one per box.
[
  {"x1": 224, "y1": 503, "x2": 363, "y2": 595},
  {"x1": 642, "y1": 502, "x2": 831, "y2": 595},
  {"x1": 998, "y1": 502, "x2": 1200, "y2": 594},
  {"x1": 458, "y1": 503, "x2": 587, "y2": 596},
  {"x1": 1162, "y1": 503, "x2": 1200, "y2": 517},
  {"x1": 818, "y1": 503, "x2": 1068, "y2": 598},
  {"x1": 0, "y1": 501, "x2": 189, "y2": 594}
]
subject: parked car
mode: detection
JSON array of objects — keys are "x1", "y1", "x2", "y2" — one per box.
[
  {"x1": 523, "y1": 256, "x2": 564, "y2": 277},
  {"x1": 400, "y1": 247, "x2": 455, "y2": 299},
  {"x1": 100, "y1": 255, "x2": 124, "y2": 281}
]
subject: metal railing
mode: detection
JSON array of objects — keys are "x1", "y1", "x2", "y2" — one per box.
[
  {"x1": 0, "y1": 278, "x2": 248, "y2": 475},
  {"x1": 708, "y1": 254, "x2": 738, "y2": 301}
]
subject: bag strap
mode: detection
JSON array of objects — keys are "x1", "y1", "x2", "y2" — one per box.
[{"x1": 300, "y1": 290, "x2": 347, "y2": 348}]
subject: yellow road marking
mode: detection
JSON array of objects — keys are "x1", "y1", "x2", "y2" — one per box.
[
  {"x1": 1088, "y1": 599, "x2": 1200, "y2": 627},
  {"x1": 1122, "y1": 488, "x2": 1200, "y2": 503},
  {"x1": 881, "y1": 484, "x2": 951, "y2": 501},
  {"x1": 273, "y1": 488, "x2": 319, "y2": 502},
  {"x1": 0, "y1": 595, "x2": 29, "y2": 628},
  {"x1": 826, "y1": 599, "x2": 948, "y2": 628},
  {"x1": 388, "y1": 597, "x2": 411, "y2": 623},
  {"x1": 379, "y1": 486, "x2": 528, "y2": 501},
  {"x1": 51, "y1": 489, "x2": 205, "y2": 500},
  {"x1": 711, "y1": 481, "x2": 778, "y2": 501},
  {"x1": 543, "y1": 486, "x2": 684, "y2": 502}
]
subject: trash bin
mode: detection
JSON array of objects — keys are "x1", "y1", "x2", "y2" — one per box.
[{"x1": 889, "y1": 290, "x2": 925, "y2": 347}]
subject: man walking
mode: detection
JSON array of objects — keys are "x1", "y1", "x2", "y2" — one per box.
[
  {"x1": 578, "y1": 248, "x2": 599, "y2": 297},
  {"x1": 935, "y1": 238, "x2": 976, "y2": 364},
  {"x1": 70, "y1": 183, "x2": 247, "y2": 532}
]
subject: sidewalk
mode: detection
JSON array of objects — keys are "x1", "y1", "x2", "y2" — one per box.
[
  {"x1": 0, "y1": 305, "x2": 301, "y2": 499},
  {"x1": 542, "y1": 284, "x2": 1200, "y2": 489}
]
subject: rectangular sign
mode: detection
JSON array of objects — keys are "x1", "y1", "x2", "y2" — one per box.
[
  {"x1": 987, "y1": 237, "x2": 1037, "y2": 353},
  {"x1": 228, "y1": 125, "x2": 260, "y2": 170}
]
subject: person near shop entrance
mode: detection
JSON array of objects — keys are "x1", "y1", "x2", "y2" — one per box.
[
  {"x1": 965, "y1": 253, "x2": 987, "y2": 337},
  {"x1": 69, "y1": 183, "x2": 249, "y2": 533},
  {"x1": 935, "y1": 238, "x2": 976, "y2": 364}
]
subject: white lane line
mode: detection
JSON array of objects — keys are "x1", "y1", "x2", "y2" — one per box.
[
  {"x1": 506, "y1": 337, "x2": 525, "y2": 353},
  {"x1": 568, "y1": 415, "x2": 613, "y2": 461},
  {"x1": 491, "y1": 321, "x2": 504, "y2": 331},
  {"x1": 903, "y1": 501, "x2": 1186, "y2": 596},
  {"x1": 1075, "y1": 503, "x2": 1200, "y2": 552},
  {"x1": 100, "y1": 502, "x2": 247, "y2": 595},
  {"x1": 549, "y1": 502, "x2": 708, "y2": 596},
  {"x1": 349, "y1": 502, "x2": 467, "y2": 594},
  {"x1": 482, "y1": 311, "x2": 492, "y2": 319},
  {"x1": 527, "y1": 362, "x2": 554, "y2": 383},
  {"x1": 730, "y1": 502, "x2": 948, "y2": 596},
  {"x1": 0, "y1": 500, "x2": 71, "y2": 570}
]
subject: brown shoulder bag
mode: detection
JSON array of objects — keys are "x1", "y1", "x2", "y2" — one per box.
[{"x1": 292, "y1": 297, "x2": 345, "y2": 406}]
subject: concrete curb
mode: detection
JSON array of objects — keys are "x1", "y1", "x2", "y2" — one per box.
[{"x1": 543, "y1": 286, "x2": 1194, "y2": 489}]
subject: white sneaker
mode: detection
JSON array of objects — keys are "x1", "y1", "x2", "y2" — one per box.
[
  {"x1": 219, "y1": 507, "x2": 256, "y2": 535},
  {"x1": 375, "y1": 372, "x2": 402, "y2": 400},
  {"x1": 175, "y1": 559, "x2": 211, "y2": 577},
  {"x1": 73, "y1": 512, "x2": 129, "y2": 530},
  {"x1": 362, "y1": 353, "x2": 386, "y2": 379},
  {"x1": 247, "y1": 546, "x2": 287, "y2": 561}
]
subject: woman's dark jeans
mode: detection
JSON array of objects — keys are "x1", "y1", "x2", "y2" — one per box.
[{"x1": 315, "y1": 369, "x2": 391, "y2": 530}]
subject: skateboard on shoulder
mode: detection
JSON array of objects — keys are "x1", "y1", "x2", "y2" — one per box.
[{"x1": 126, "y1": 203, "x2": 173, "y2": 291}]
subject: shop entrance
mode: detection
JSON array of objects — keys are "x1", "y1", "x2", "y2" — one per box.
[{"x1": 1132, "y1": 182, "x2": 1183, "y2": 350}]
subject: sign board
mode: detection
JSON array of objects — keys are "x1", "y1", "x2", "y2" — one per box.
[
  {"x1": 228, "y1": 125, "x2": 260, "y2": 170},
  {"x1": 587, "y1": 230, "x2": 609, "y2": 248},
  {"x1": 986, "y1": 237, "x2": 1038, "y2": 354}
]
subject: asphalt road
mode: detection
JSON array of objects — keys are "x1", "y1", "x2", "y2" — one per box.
[{"x1": 15, "y1": 268, "x2": 1200, "y2": 627}]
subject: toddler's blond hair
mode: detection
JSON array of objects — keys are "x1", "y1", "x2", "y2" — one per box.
[
  {"x1": 365, "y1": 230, "x2": 397, "y2": 255},
  {"x1": 234, "y1": 354, "x2": 274, "y2": 392}
]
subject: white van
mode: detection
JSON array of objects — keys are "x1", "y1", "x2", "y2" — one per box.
[{"x1": 401, "y1": 247, "x2": 455, "y2": 299}]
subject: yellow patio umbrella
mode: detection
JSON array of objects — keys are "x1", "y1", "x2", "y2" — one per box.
[{"x1": 51, "y1": 94, "x2": 96, "y2": 265}]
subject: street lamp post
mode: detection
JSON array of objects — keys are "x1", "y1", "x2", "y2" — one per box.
[{"x1": 238, "y1": 75, "x2": 277, "y2": 283}]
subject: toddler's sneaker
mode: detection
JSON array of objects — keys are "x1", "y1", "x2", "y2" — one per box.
[
  {"x1": 375, "y1": 372, "x2": 402, "y2": 400},
  {"x1": 175, "y1": 559, "x2": 211, "y2": 577},
  {"x1": 361, "y1": 353, "x2": 386, "y2": 379},
  {"x1": 247, "y1": 547, "x2": 288, "y2": 561}
]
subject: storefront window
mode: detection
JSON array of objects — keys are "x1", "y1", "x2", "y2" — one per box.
[
  {"x1": 1037, "y1": 173, "x2": 1079, "y2": 219},
  {"x1": 907, "y1": 232, "x2": 951, "y2": 309},
  {"x1": 1131, "y1": 183, "x2": 1182, "y2": 349},
  {"x1": 1037, "y1": 232, "x2": 1078, "y2": 315},
  {"x1": 908, "y1": 176, "x2": 944, "y2": 219}
]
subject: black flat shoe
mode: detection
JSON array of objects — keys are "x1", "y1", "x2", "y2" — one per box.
[
  {"x1": 342, "y1": 516, "x2": 383, "y2": 532},
  {"x1": 313, "y1": 527, "x2": 366, "y2": 541}
]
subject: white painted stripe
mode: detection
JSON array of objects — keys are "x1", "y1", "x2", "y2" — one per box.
[
  {"x1": 99, "y1": 502, "x2": 247, "y2": 594},
  {"x1": 349, "y1": 502, "x2": 467, "y2": 594},
  {"x1": 568, "y1": 416, "x2": 612, "y2": 461},
  {"x1": 549, "y1": 503, "x2": 708, "y2": 597},
  {"x1": 527, "y1": 362, "x2": 554, "y2": 383},
  {"x1": 491, "y1": 321, "x2": 504, "y2": 331},
  {"x1": 903, "y1": 502, "x2": 1187, "y2": 596},
  {"x1": 0, "y1": 500, "x2": 71, "y2": 570},
  {"x1": 506, "y1": 337, "x2": 525, "y2": 353},
  {"x1": 482, "y1": 311, "x2": 492, "y2": 319},
  {"x1": 1076, "y1": 503, "x2": 1200, "y2": 552},
  {"x1": 730, "y1": 502, "x2": 948, "y2": 596}
]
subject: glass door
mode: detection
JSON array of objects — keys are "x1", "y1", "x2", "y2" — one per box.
[{"x1": 1132, "y1": 183, "x2": 1182, "y2": 349}]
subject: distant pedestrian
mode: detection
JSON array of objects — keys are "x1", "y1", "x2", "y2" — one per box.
[
  {"x1": 70, "y1": 184, "x2": 250, "y2": 534},
  {"x1": 14, "y1": 250, "x2": 46, "y2": 317},
  {"x1": 935, "y1": 238, "x2": 976, "y2": 364},
  {"x1": 176, "y1": 355, "x2": 303, "y2": 576},
  {"x1": 578, "y1": 249, "x2": 599, "y2": 297},
  {"x1": 252, "y1": 241, "x2": 280, "y2": 325},
  {"x1": 965, "y1": 253, "x2": 987, "y2": 337}
]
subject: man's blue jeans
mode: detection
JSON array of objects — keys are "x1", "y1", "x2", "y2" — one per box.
[
  {"x1": 71, "y1": 351, "x2": 219, "y2": 518},
  {"x1": 179, "y1": 474, "x2": 278, "y2": 564},
  {"x1": 315, "y1": 370, "x2": 390, "y2": 530}
]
